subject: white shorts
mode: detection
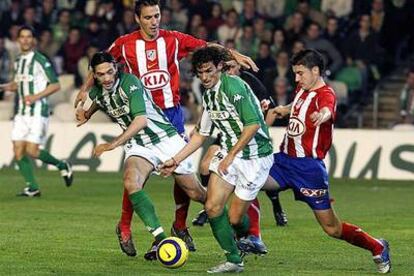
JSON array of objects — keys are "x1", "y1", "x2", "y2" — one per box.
[
  {"x1": 124, "y1": 134, "x2": 194, "y2": 175},
  {"x1": 209, "y1": 149, "x2": 273, "y2": 201},
  {"x1": 11, "y1": 114, "x2": 49, "y2": 145}
]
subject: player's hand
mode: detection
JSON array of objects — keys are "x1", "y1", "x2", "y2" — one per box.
[
  {"x1": 75, "y1": 107, "x2": 89, "y2": 127},
  {"x1": 218, "y1": 154, "x2": 234, "y2": 176},
  {"x1": 310, "y1": 109, "x2": 331, "y2": 127},
  {"x1": 230, "y1": 50, "x2": 259, "y2": 72},
  {"x1": 271, "y1": 105, "x2": 289, "y2": 119},
  {"x1": 24, "y1": 95, "x2": 38, "y2": 105},
  {"x1": 260, "y1": 99, "x2": 271, "y2": 112},
  {"x1": 74, "y1": 89, "x2": 88, "y2": 108},
  {"x1": 158, "y1": 159, "x2": 178, "y2": 177},
  {"x1": 93, "y1": 143, "x2": 115, "y2": 157}
]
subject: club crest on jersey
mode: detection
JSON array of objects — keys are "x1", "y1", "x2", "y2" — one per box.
[
  {"x1": 209, "y1": 110, "x2": 230, "y2": 120},
  {"x1": 146, "y1": 49, "x2": 156, "y2": 61},
  {"x1": 287, "y1": 117, "x2": 305, "y2": 137},
  {"x1": 141, "y1": 70, "x2": 170, "y2": 90}
]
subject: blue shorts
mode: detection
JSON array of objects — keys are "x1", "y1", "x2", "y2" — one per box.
[
  {"x1": 269, "y1": 152, "x2": 331, "y2": 210},
  {"x1": 163, "y1": 105, "x2": 185, "y2": 136}
]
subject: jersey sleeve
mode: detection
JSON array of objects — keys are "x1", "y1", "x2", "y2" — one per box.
[
  {"x1": 107, "y1": 37, "x2": 124, "y2": 62},
  {"x1": 172, "y1": 31, "x2": 207, "y2": 60},
  {"x1": 39, "y1": 59, "x2": 58, "y2": 84},
  {"x1": 228, "y1": 77, "x2": 262, "y2": 126},
  {"x1": 196, "y1": 109, "x2": 214, "y2": 136},
  {"x1": 123, "y1": 75, "x2": 146, "y2": 117},
  {"x1": 317, "y1": 90, "x2": 337, "y2": 120}
]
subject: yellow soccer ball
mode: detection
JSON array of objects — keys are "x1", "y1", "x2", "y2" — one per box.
[{"x1": 156, "y1": 237, "x2": 189, "y2": 269}]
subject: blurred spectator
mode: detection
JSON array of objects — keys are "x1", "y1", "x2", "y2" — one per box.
[
  {"x1": 264, "y1": 49, "x2": 295, "y2": 94},
  {"x1": 170, "y1": 0, "x2": 188, "y2": 32},
  {"x1": 322, "y1": 16, "x2": 345, "y2": 52},
  {"x1": 217, "y1": 9, "x2": 240, "y2": 45},
  {"x1": 96, "y1": 0, "x2": 120, "y2": 34},
  {"x1": 269, "y1": 77, "x2": 292, "y2": 126},
  {"x1": 52, "y1": 9, "x2": 71, "y2": 48},
  {"x1": 240, "y1": 0, "x2": 260, "y2": 25},
  {"x1": 56, "y1": 0, "x2": 85, "y2": 11},
  {"x1": 0, "y1": 0, "x2": 22, "y2": 34},
  {"x1": 204, "y1": 3, "x2": 224, "y2": 40},
  {"x1": 284, "y1": 12, "x2": 305, "y2": 46},
  {"x1": 291, "y1": 39, "x2": 306, "y2": 55},
  {"x1": 59, "y1": 27, "x2": 87, "y2": 75},
  {"x1": 187, "y1": 13, "x2": 203, "y2": 37},
  {"x1": 194, "y1": 25, "x2": 208, "y2": 41},
  {"x1": 77, "y1": 44, "x2": 99, "y2": 84},
  {"x1": 370, "y1": 0, "x2": 384, "y2": 33},
  {"x1": 303, "y1": 22, "x2": 343, "y2": 77},
  {"x1": 235, "y1": 24, "x2": 259, "y2": 59},
  {"x1": 160, "y1": 7, "x2": 179, "y2": 31},
  {"x1": 37, "y1": 28, "x2": 60, "y2": 59},
  {"x1": 116, "y1": 8, "x2": 138, "y2": 36},
  {"x1": 0, "y1": 36, "x2": 12, "y2": 100},
  {"x1": 296, "y1": 0, "x2": 327, "y2": 28},
  {"x1": 321, "y1": 0, "x2": 353, "y2": 19},
  {"x1": 4, "y1": 24, "x2": 20, "y2": 63},
  {"x1": 270, "y1": 28, "x2": 288, "y2": 56},
  {"x1": 256, "y1": 0, "x2": 286, "y2": 22},
  {"x1": 398, "y1": 69, "x2": 414, "y2": 124},
  {"x1": 254, "y1": 42, "x2": 276, "y2": 78},
  {"x1": 37, "y1": 0, "x2": 57, "y2": 31},
  {"x1": 186, "y1": 0, "x2": 209, "y2": 19},
  {"x1": 253, "y1": 17, "x2": 269, "y2": 42},
  {"x1": 22, "y1": 6, "x2": 41, "y2": 32},
  {"x1": 85, "y1": 17, "x2": 112, "y2": 50}
]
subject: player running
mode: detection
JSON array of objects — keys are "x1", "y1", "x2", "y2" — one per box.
[
  {"x1": 263, "y1": 49, "x2": 391, "y2": 274},
  {"x1": 74, "y1": 0, "x2": 257, "y2": 256},
  {"x1": 0, "y1": 26, "x2": 73, "y2": 197},
  {"x1": 76, "y1": 52, "x2": 206, "y2": 259},
  {"x1": 160, "y1": 46, "x2": 273, "y2": 273}
]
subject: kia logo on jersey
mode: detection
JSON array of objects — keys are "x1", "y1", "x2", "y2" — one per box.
[
  {"x1": 287, "y1": 117, "x2": 305, "y2": 137},
  {"x1": 141, "y1": 70, "x2": 170, "y2": 90},
  {"x1": 209, "y1": 110, "x2": 230, "y2": 120}
]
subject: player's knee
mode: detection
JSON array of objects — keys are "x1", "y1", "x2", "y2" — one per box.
[
  {"x1": 205, "y1": 201, "x2": 222, "y2": 218},
  {"x1": 25, "y1": 147, "x2": 39, "y2": 158},
  {"x1": 228, "y1": 214, "x2": 243, "y2": 226},
  {"x1": 199, "y1": 158, "x2": 210, "y2": 175},
  {"x1": 123, "y1": 171, "x2": 143, "y2": 193},
  {"x1": 322, "y1": 224, "x2": 342, "y2": 238}
]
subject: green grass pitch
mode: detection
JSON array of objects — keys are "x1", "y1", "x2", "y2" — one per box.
[{"x1": 0, "y1": 169, "x2": 413, "y2": 275}]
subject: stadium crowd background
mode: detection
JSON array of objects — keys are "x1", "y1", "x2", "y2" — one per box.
[{"x1": 1, "y1": 0, "x2": 414, "y2": 128}]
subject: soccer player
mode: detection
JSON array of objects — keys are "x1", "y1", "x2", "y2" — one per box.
[
  {"x1": 264, "y1": 49, "x2": 391, "y2": 274},
  {"x1": 160, "y1": 46, "x2": 273, "y2": 273},
  {"x1": 73, "y1": 0, "x2": 258, "y2": 256},
  {"x1": 75, "y1": 52, "x2": 206, "y2": 259},
  {"x1": 0, "y1": 26, "x2": 73, "y2": 197}
]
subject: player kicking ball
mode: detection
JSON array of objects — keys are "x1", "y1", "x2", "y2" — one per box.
[
  {"x1": 76, "y1": 52, "x2": 206, "y2": 259},
  {"x1": 263, "y1": 49, "x2": 391, "y2": 274},
  {"x1": 160, "y1": 46, "x2": 274, "y2": 273}
]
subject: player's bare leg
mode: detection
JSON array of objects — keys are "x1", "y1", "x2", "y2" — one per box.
[
  {"x1": 314, "y1": 208, "x2": 391, "y2": 273},
  {"x1": 172, "y1": 173, "x2": 207, "y2": 251}
]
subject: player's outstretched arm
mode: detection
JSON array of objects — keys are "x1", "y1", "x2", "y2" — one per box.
[
  {"x1": 159, "y1": 130, "x2": 207, "y2": 177},
  {"x1": 207, "y1": 42, "x2": 259, "y2": 72},
  {"x1": 265, "y1": 104, "x2": 292, "y2": 126},
  {"x1": 93, "y1": 115, "x2": 147, "y2": 157},
  {"x1": 0, "y1": 82, "x2": 17, "y2": 92},
  {"x1": 24, "y1": 83, "x2": 60, "y2": 106},
  {"x1": 74, "y1": 71, "x2": 94, "y2": 108},
  {"x1": 310, "y1": 107, "x2": 332, "y2": 126}
]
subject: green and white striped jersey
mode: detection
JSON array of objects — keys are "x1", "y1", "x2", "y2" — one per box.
[
  {"x1": 13, "y1": 50, "x2": 58, "y2": 117},
  {"x1": 197, "y1": 73, "x2": 273, "y2": 159},
  {"x1": 89, "y1": 73, "x2": 177, "y2": 147}
]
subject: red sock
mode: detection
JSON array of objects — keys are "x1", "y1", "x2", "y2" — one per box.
[
  {"x1": 119, "y1": 188, "x2": 134, "y2": 235},
  {"x1": 341, "y1": 222, "x2": 383, "y2": 255},
  {"x1": 173, "y1": 182, "x2": 190, "y2": 230},
  {"x1": 247, "y1": 198, "x2": 261, "y2": 237}
]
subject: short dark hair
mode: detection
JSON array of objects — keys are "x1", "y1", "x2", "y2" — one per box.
[
  {"x1": 290, "y1": 49, "x2": 325, "y2": 74},
  {"x1": 90, "y1": 52, "x2": 116, "y2": 72},
  {"x1": 135, "y1": 0, "x2": 160, "y2": 16},
  {"x1": 17, "y1": 25, "x2": 36, "y2": 38},
  {"x1": 191, "y1": 46, "x2": 230, "y2": 74}
]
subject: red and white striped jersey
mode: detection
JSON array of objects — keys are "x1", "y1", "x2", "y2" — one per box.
[
  {"x1": 280, "y1": 84, "x2": 336, "y2": 159},
  {"x1": 108, "y1": 29, "x2": 206, "y2": 109}
]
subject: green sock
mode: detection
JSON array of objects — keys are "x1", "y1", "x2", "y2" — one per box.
[
  {"x1": 209, "y1": 209, "x2": 242, "y2": 264},
  {"x1": 16, "y1": 156, "x2": 39, "y2": 190},
  {"x1": 232, "y1": 214, "x2": 250, "y2": 239},
  {"x1": 38, "y1": 149, "x2": 65, "y2": 170},
  {"x1": 129, "y1": 190, "x2": 167, "y2": 242}
]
